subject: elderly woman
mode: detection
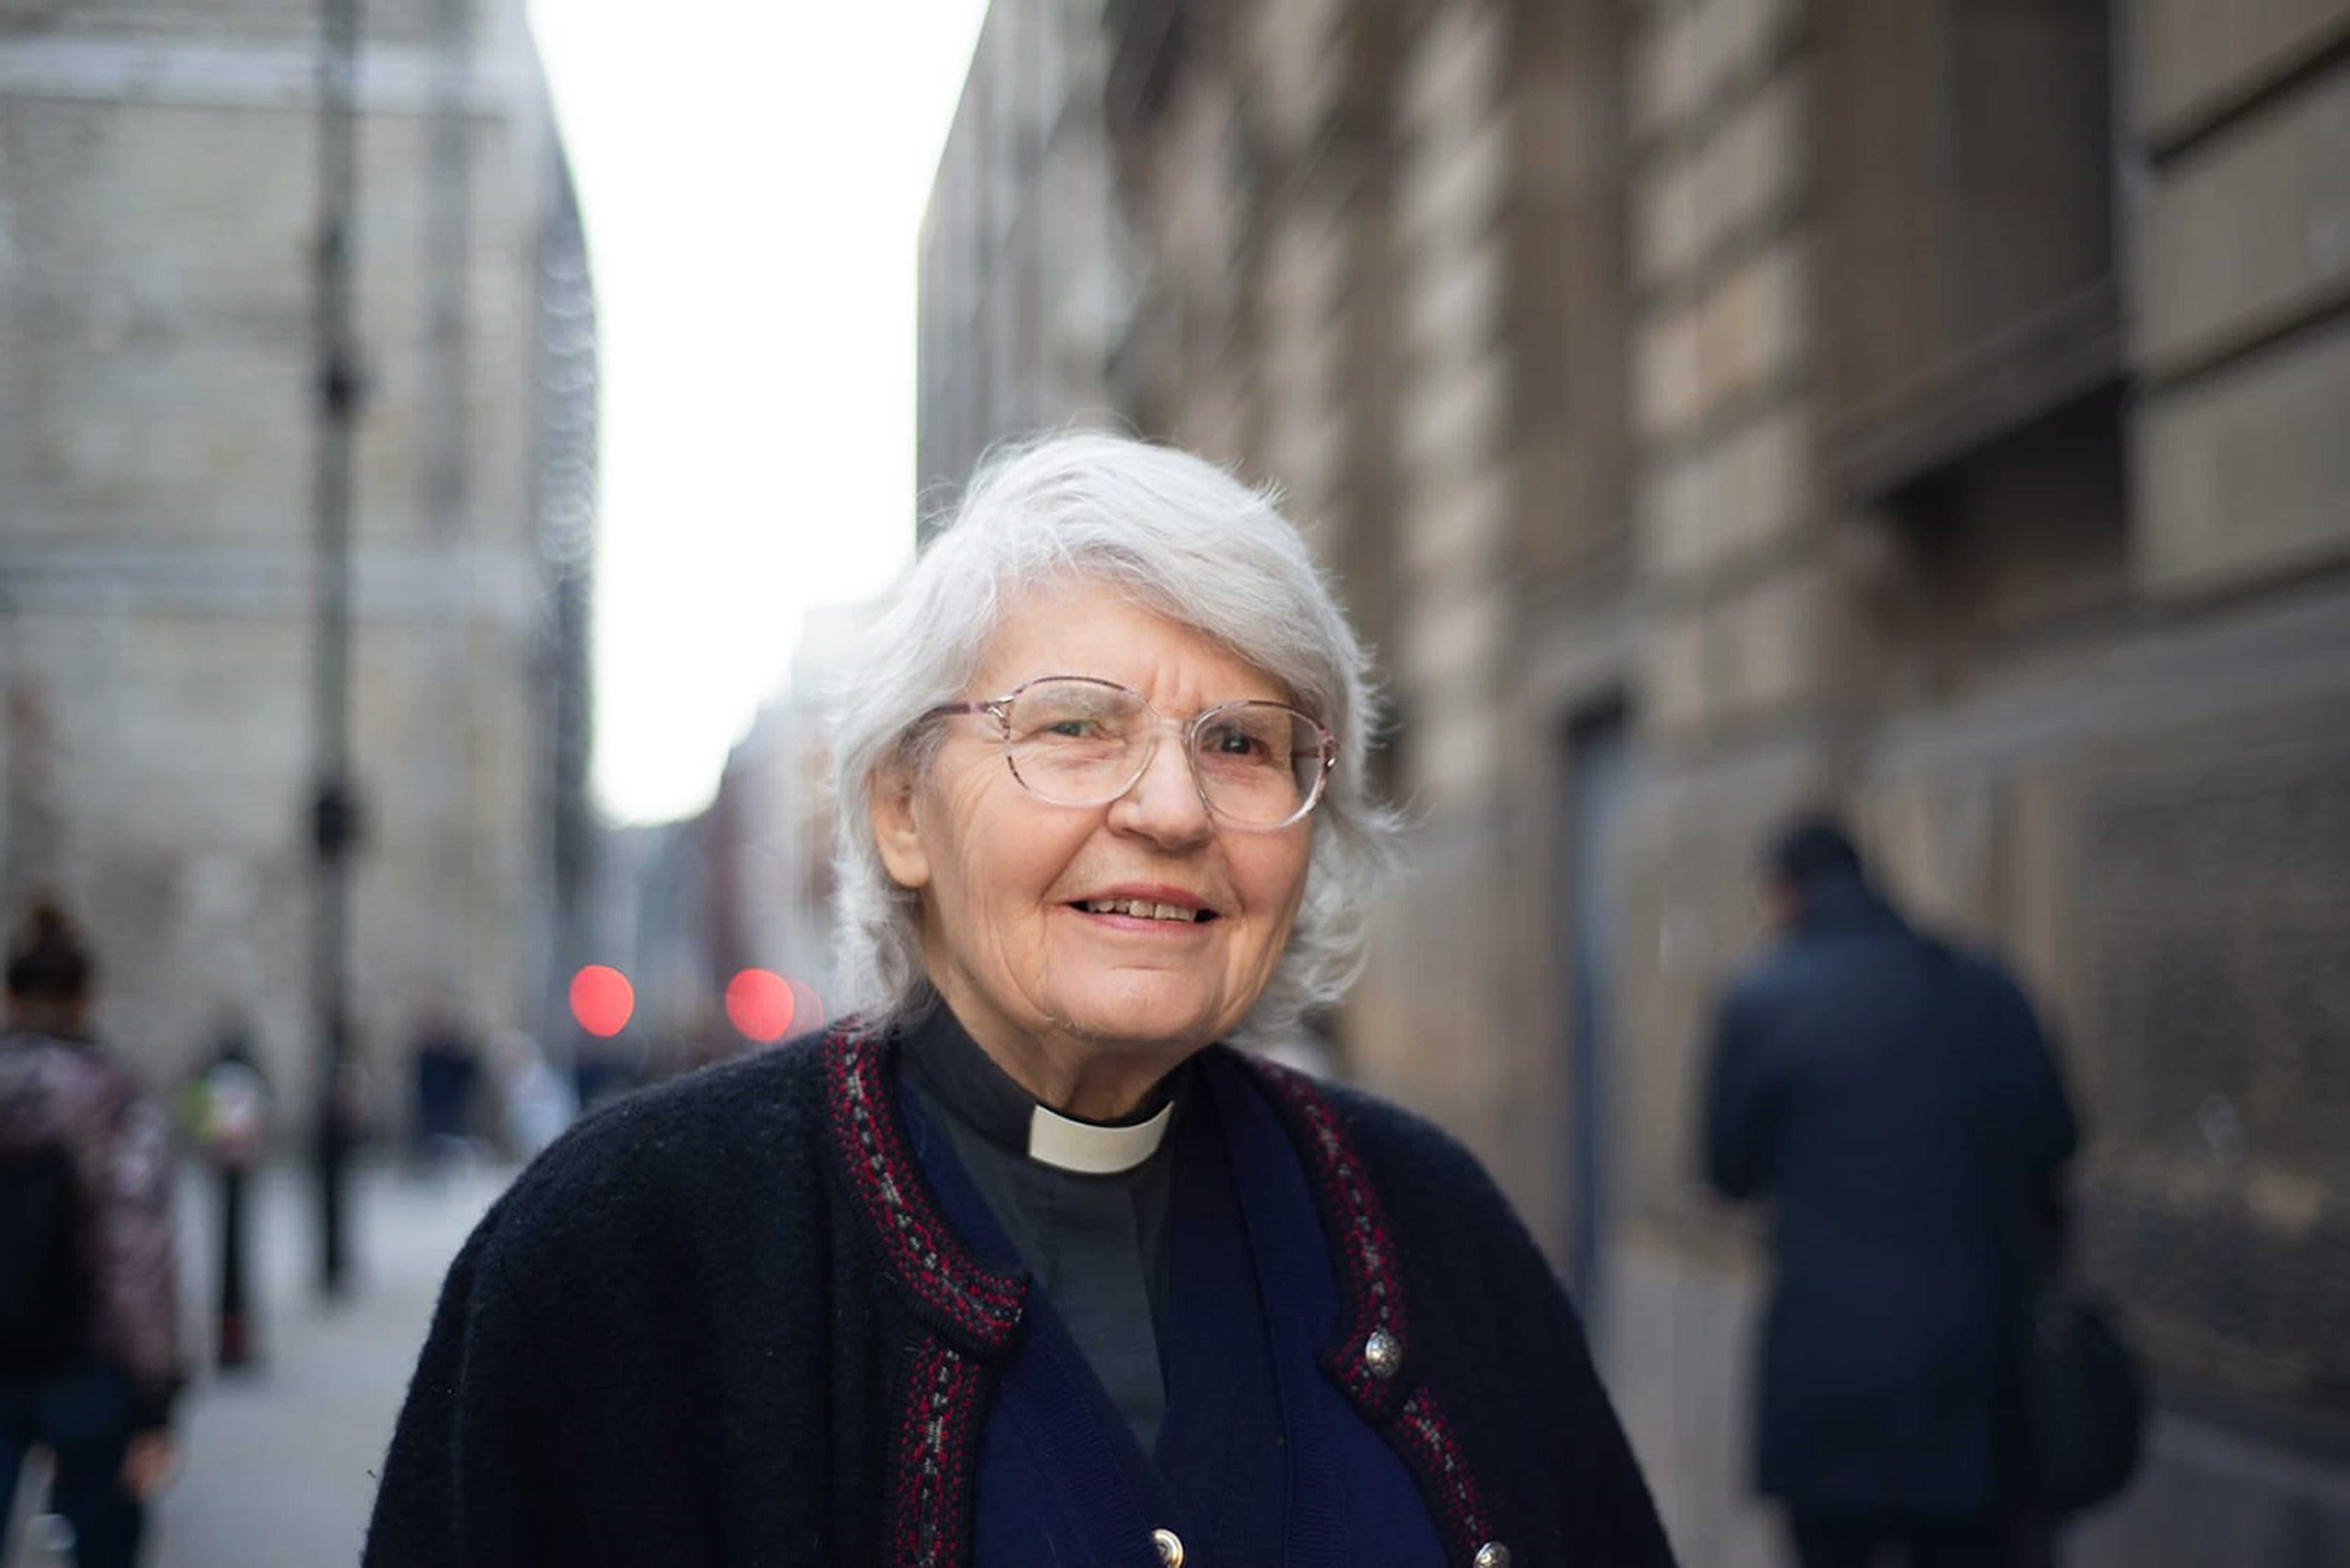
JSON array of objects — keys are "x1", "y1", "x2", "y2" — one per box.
[{"x1": 365, "y1": 434, "x2": 1676, "y2": 1568}]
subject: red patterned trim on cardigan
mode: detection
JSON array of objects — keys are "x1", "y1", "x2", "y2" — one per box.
[
  {"x1": 822, "y1": 1029, "x2": 1025, "y2": 1355},
  {"x1": 885, "y1": 1339, "x2": 990, "y2": 1568},
  {"x1": 1240, "y1": 1054, "x2": 1495, "y2": 1564},
  {"x1": 1395, "y1": 1384, "x2": 1494, "y2": 1564},
  {"x1": 1240, "y1": 1054, "x2": 1412, "y2": 1416}
]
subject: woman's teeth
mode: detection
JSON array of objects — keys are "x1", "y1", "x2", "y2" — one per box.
[{"x1": 1078, "y1": 899, "x2": 1205, "y2": 922}]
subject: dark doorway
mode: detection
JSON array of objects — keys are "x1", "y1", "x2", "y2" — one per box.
[{"x1": 1559, "y1": 702, "x2": 1630, "y2": 1340}]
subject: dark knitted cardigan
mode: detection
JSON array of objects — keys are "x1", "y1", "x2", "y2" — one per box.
[{"x1": 364, "y1": 1030, "x2": 1676, "y2": 1568}]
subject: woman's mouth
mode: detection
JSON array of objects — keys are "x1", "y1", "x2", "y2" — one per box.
[{"x1": 1071, "y1": 898, "x2": 1216, "y2": 923}]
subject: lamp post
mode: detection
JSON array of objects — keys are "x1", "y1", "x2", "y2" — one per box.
[{"x1": 309, "y1": 0, "x2": 366, "y2": 1300}]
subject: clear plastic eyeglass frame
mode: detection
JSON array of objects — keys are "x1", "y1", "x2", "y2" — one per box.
[{"x1": 926, "y1": 674, "x2": 1338, "y2": 829}]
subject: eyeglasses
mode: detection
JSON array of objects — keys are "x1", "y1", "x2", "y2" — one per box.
[{"x1": 927, "y1": 675, "x2": 1337, "y2": 828}]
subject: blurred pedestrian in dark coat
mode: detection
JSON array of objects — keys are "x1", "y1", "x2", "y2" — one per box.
[
  {"x1": 408, "y1": 1010, "x2": 479, "y2": 1172},
  {"x1": 1701, "y1": 818, "x2": 2078, "y2": 1568},
  {"x1": 184, "y1": 1012, "x2": 269, "y2": 1369}
]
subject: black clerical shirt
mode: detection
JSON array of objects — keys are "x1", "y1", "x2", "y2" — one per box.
[{"x1": 898, "y1": 1003, "x2": 1188, "y2": 1453}]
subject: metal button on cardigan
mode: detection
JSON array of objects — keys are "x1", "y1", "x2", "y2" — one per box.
[
  {"x1": 1363, "y1": 1327, "x2": 1402, "y2": 1378},
  {"x1": 1152, "y1": 1526, "x2": 1185, "y2": 1565},
  {"x1": 1474, "y1": 1542, "x2": 1512, "y2": 1568}
]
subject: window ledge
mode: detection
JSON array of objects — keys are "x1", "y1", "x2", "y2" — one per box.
[{"x1": 1829, "y1": 277, "x2": 2125, "y2": 506}]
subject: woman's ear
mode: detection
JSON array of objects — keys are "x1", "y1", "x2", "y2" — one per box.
[{"x1": 869, "y1": 761, "x2": 932, "y2": 892}]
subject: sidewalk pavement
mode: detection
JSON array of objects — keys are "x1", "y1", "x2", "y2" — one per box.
[{"x1": 126, "y1": 1157, "x2": 506, "y2": 1568}]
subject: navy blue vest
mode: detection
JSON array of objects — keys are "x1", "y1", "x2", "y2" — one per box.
[{"x1": 900, "y1": 1050, "x2": 1447, "y2": 1567}]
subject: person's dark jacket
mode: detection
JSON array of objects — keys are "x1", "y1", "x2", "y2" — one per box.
[
  {"x1": 1701, "y1": 876, "x2": 2077, "y2": 1518},
  {"x1": 365, "y1": 1028, "x2": 1676, "y2": 1567},
  {"x1": 0, "y1": 1029, "x2": 182, "y2": 1428}
]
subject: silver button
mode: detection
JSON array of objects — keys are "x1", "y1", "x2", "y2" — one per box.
[
  {"x1": 1363, "y1": 1327, "x2": 1402, "y2": 1378},
  {"x1": 1474, "y1": 1544, "x2": 1511, "y2": 1568},
  {"x1": 1152, "y1": 1526, "x2": 1185, "y2": 1565}
]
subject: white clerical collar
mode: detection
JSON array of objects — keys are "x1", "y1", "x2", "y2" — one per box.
[{"x1": 1026, "y1": 1099, "x2": 1174, "y2": 1174}]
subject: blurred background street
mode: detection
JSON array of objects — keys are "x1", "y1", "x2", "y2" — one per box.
[
  {"x1": 4, "y1": 1160, "x2": 498, "y2": 1568},
  {"x1": 3, "y1": 0, "x2": 2348, "y2": 1564},
  {"x1": 145, "y1": 1162, "x2": 499, "y2": 1568}
]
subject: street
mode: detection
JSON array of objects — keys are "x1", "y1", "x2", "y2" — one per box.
[{"x1": 2, "y1": 1158, "x2": 507, "y2": 1568}]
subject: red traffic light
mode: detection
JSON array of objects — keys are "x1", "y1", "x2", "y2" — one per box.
[
  {"x1": 725, "y1": 968, "x2": 796, "y2": 1043},
  {"x1": 568, "y1": 965, "x2": 634, "y2": 1038}
]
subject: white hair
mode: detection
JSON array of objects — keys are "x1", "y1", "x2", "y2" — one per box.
[{"x1": 827, "y1": 429, "x2": 1403, "y2": 1048}]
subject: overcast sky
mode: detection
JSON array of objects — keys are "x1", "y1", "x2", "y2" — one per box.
[{"x1": 528, "y1": 2, "x2": 989, "y2": 825}]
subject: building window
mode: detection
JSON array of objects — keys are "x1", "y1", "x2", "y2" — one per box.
[{"x1": 1818, "y1": 0, "x2": 2120, "y2": 504}]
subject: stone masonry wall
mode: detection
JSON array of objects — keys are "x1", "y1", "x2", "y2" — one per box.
[{"x1": 0, "y1": 7, "x2": 566, "y2": 1106}]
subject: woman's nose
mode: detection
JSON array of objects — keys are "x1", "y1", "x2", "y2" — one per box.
[{"x1": 1108, "y1": 732, "x2": 1214, "y2": 845}]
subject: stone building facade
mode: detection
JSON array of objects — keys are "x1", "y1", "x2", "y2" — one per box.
[
  {"x1": 920, "y1": 0, "x2": 2350, "y2": 1561},
  {"x1": 917, "y1": 0, "x2": 1134, "y2": 526},
  {"x1": 0, "y1": 2, "x2": 596, "y2": 1113}
]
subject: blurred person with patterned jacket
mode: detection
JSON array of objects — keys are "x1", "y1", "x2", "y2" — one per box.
[{"x1": 0, "y1": 897, "x2": 183, "y2": 1568}]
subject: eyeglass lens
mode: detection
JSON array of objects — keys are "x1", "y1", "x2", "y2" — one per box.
[{"x1": 1001, "y1": 679, "x2": 1324, "y2": 825}]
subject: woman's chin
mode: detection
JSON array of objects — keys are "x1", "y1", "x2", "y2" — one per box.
[{"x1": 1044, "y1": 989, "x2": 1227, "y2": 1059}]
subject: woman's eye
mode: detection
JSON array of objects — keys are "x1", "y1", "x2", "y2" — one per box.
[
  {"x1": 1040, "y1": 718, "x2": 1104, "y2": 740},
  {"x1": 1206, "y1": 727, "x2": 1265, "y2": 757}
]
